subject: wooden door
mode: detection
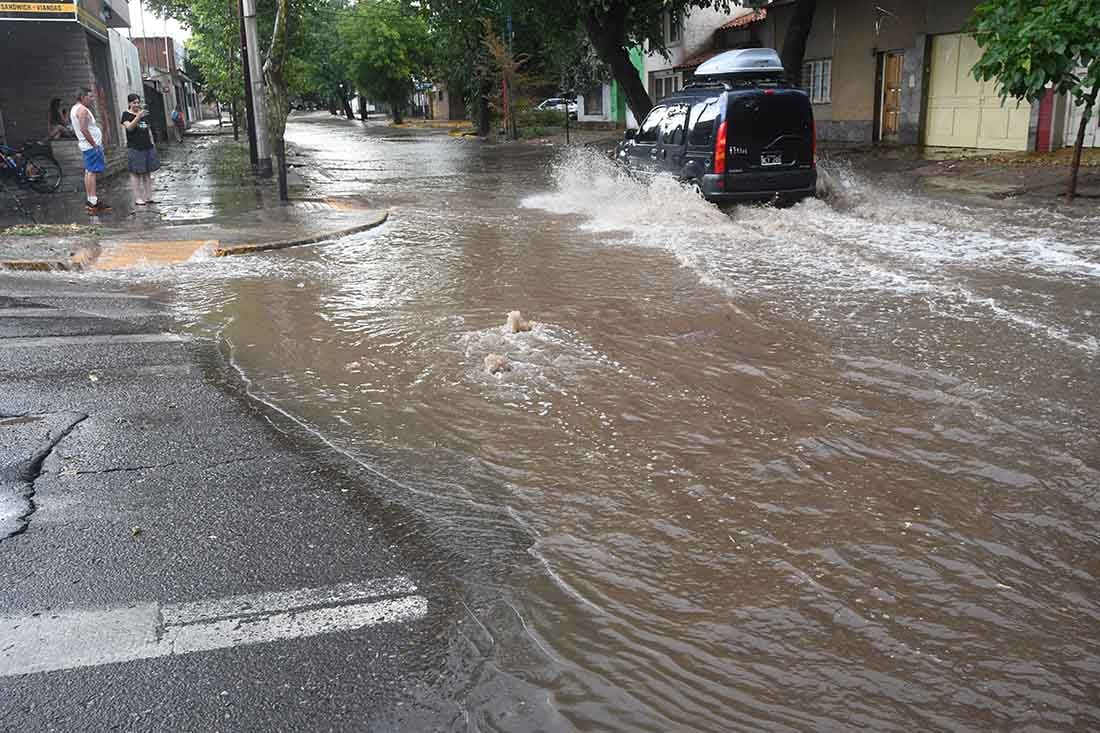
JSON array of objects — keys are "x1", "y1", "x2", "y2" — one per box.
[{"x1": 881, "y1": 52, "x2": 903, "y2": 141}]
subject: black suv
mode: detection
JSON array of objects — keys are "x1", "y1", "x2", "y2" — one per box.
[{"x1": 615, "y1": 74, "x2": 816, "y2": 204}]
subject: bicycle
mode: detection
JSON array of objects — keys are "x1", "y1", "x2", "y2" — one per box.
[{"x1": 0, "y1": 140, "x2": 63, "y2": 194}]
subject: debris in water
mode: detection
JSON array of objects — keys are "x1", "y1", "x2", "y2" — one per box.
[
  {"x1": 484, "y1": 354, "x2": 511, "y2": 375},
  {"x1": 506, "y1": 310, "x2": 532, "y2": 333},
  {"x1": 131, "y1": 526, "x2": 142, "y2": 536}
]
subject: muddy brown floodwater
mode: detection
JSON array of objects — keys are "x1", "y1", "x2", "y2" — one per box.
[{"x1": 96, "y1": 113, "x2": 1100, "y2": 730}]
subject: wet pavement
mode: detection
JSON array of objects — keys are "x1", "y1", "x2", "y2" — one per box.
[
  {"x1": 2, "y1": 126, "x2": 387, "y2": 271},
  {"x1": 0, "y1": 123, "x2": 306, "y2": 230},
  {"x1": 8, "y1": 111, "x2": 1100, "y2": 730},
  {"x1": 0, "y1": 275, "x2": 472, "y2": 730}
]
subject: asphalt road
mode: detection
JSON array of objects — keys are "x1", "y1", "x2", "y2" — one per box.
[{"x1": 0, "y1": 274, "x2": 473, "y2": 730}]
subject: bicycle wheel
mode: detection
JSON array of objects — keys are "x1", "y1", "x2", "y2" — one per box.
[{"x1": 24, "y1": 154, "x2": 62, "y2": 193}]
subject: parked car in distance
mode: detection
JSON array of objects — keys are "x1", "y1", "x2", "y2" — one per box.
[
  {"x1": 536, "y1": 97, "x2": 578, "y2": 120},
  {"x1": 615, "y1": 49, "x2": 816, "y2": 205}
]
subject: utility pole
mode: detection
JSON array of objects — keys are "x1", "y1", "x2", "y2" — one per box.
[
  {"x1": 236, "y1": 0, "x2": 257, "y2": 166},
  {"x1": 241, "y1": 0, "x2": 272, "y2": 177}
]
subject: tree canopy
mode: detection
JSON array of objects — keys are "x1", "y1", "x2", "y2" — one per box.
[
  {"x1": 341, "y1": 0, "x2": 430, "y2": 124},
  {"x1": 971, "y1": 0, "x2": 1100, "y2": 198}
]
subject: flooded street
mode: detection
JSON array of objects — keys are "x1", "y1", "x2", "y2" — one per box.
[{"x1": 101, "y1": 113, "x2": 1099, "y2": 730}]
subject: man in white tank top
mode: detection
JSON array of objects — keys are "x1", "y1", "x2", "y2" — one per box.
[{"x1": 70, "y1": 88, "x2": 111, "y2": 213}]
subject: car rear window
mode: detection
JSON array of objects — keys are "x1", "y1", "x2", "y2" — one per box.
[{"x1": 726, "y1": 91, "x2": 812, "y2": 144}]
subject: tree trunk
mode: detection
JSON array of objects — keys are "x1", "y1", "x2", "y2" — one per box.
[
  {"x1": 477, "y1": 76, "x2": 491, "y2": 137},
  {"x1": 262, "y1": 0, "x2": 290, "y2": 198},
  {"x1": 780, "y1": 0, "x2": 817, "y2": 85},
  {"x1": 341, "y1": 89, "x2": 354, "y2": 119},
  {"x1": 392, "y1": 101, "x2": 404, "y2": 125},
  {"x1": 1067, "y1": 82, "x2": 1099, "y2": 202},
  {"x1": 358, "y1": 96, "x2": 368, "y2": 121},
  {"x1": 231, "y1": 100, "x2": 240, "y2": 141},
  {"x1": 583, "y1": 3, "x2": 652, "y2": 124}
]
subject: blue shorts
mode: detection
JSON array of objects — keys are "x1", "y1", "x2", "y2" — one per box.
[{"x1": 82, "y1": 147, "x2": 105, "y2": 173}]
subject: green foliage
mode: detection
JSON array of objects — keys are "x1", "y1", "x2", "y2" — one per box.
[
  {"x1": 518, "y1": 125, "x2": 554, "y2": 138},
  {"x1": 184, "y1": 33, "x2": 242, "y2": 108},
  {"x1": 518, "y1": 107, "x2": 567, "y2": 128},
  {"x1": 578, "y1": 1, "x2": 742, "y2": 58},
  {"x1": 418, "y1": 1, "x2": 483, "y2": 112},
  {"x1": 547, "y1": 28, "x2": 609, "y2": 96},
  {"x1": 147, "y1": 0, "x2": 323, "y2": 146},
  {"x1": 287, "y1": 0, "x2": 354, "y2": 105},
  {"x1": 971, "y1": 0, "x2": 1100, "y2": 109},
  {"x1": 341, "y1": 0, "x2": 430, "y2": 112},
  {"x1": 971, "y1": 0, "x2": 1100, "y2": 198}
]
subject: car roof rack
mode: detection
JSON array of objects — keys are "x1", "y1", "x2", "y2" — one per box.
[{"x1": 681, "y1": 76, "x2": 792, "y2": 92}]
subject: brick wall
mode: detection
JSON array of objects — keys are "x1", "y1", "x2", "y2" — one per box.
[
  {"x1": 0, "y1": 23, "x2": 98, "y2": 144},
  {"x1": 0, "y1": 22, "x2": 126, "y2": 179}
]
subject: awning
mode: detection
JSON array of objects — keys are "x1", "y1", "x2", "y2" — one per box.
[
  {"x1": 674, "y1": 9, "x2": 769, "y2": 71},
  {"x1": 674, "y1": 50, "x2": 723, "y2": 71},
  {"x1": 720, "y1": 8, "x2": 767, "y2": 30}
]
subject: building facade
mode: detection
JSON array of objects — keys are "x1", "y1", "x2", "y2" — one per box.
[
  {"x1": 0, "y1": 0, "x2": 135, "y2": 175},
  {"x1": 132, "y1": 35, "x2": 199, "y2": 141},
  {"x1": 754, "y1": 0, "x2": 1036, "y2": 150},
  {"x1": 428, "y1": 84, "x2": 466, "y2": 122},
  {"x1": 625, "y1": 0, "x2": 1095, "y2": 152},
  {"x1": 576, "y1": 47, "x2": 644, "y2": 128}
]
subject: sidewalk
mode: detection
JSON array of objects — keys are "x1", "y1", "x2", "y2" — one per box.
[
  {"x1": 823, "y1": 143, "x2": 1100, "y2": 208},
  {"x1": 1, "y1": 133, "x2": 388, "y2": 271}
]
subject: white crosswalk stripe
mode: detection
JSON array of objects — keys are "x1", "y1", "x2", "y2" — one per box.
[{"x1": 0, "y1": 576, "x2": 427, "y2": 677}]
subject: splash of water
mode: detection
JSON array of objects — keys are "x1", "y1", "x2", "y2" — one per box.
[{"x1": 521, "y1": 146, "x2": 1100, "y2": 356}]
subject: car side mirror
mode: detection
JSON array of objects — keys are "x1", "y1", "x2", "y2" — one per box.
[{"x1": 624, "y1": 129, "x2": 637, "y2": 141}]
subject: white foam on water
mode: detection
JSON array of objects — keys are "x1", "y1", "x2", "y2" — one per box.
[
  {"x1": 521, "y1": 148, "x2": 1100, "y2": 355},
  {"x1": 459, "y1": 320, "x2": 642, "y2": 390}
]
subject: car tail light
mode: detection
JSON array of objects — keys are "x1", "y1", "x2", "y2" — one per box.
[
  {"x1": 714, "y1": 120, "x2": 728, "y2": 176},
  {"x1": 811, "y1": 119, "x2": 817, "y2": 167}
]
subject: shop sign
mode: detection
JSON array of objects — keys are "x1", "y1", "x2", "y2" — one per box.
[{"x1": 0, "y1": 0, "x2": 74, "y2": 21}]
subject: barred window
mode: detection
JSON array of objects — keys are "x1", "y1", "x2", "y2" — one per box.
[{"x1": 801, "y1": 59, "x2": 832, "y2": 104}]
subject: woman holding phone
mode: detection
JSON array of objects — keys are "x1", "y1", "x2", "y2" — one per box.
[{"x1": 120, "y1": 93, "x2": 160, "y2": 205}]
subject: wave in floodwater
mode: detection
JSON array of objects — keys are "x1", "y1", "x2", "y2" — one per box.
[
  {"x1": 59, "y1": 119, "x2": 1100, "y2": 730},
  {"x1": 522, "y1": 147, "x2": 1100, "y2": 355}
]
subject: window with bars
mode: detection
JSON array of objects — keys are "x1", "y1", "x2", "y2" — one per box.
[
  {"x1": 801, "y1": 59, "x2": 832, "y2": 104},
  {"x1": 652, "y1": 73, "x2": 683, "y2": 102},
  {"x1": 664, "y1": 11, "x2": 683, "y2": 45}
]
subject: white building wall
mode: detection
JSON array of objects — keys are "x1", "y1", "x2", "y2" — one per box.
[
  {"x1": 643, "y1": 7, "x2": 755, "y2": 86},
  {"x1": 108, "y1": 30, "x2": 142, "y2": 142}
]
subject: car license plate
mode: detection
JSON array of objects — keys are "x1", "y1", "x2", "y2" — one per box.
[{"x1": 761, "y1": 153, "x2": 783, "y2": 167}]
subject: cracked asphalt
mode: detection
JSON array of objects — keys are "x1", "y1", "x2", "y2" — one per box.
[{"x1": 0, "y1": 274, "x2": 473, "y2": 730}]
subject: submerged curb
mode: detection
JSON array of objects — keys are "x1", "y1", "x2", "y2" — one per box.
[
  {"x1": 0, "y1": 244, "x2": 100, "y2": 273},
  {"x1": 214, "y1": 211, "x2": 389, "y2": 257}
]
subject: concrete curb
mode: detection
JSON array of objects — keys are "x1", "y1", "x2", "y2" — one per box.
[
  {"x1": 392, "y1": 120, "x2": 471, "y2": 130},
  {"x1": 214, "y1": 211, "x2": 389, "y2": 257},
  {"x1": 1, "y1": 211, "x2": 388, "y2": 271},
  {"x1": 0, "y1": 243, "x2": 100, "y2": 272}
]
